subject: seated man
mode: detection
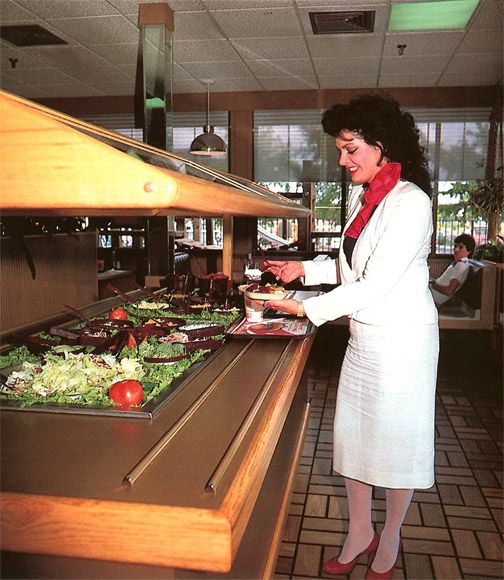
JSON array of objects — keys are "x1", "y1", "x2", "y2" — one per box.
[{"x1": 430, "y1": 233, "x2": 476, "y2": 307}]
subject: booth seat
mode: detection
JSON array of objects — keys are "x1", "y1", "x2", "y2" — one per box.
[
  {"x1": 431, "y1": 258, "x2": 497, "y2": 330},
  {"x1": 144, "y1": 251, "x2": 191, "y2": 288}
]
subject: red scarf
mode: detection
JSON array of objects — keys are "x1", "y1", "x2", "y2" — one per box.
[{"x1": 345, "y1": 162, "x2": 401, "y2": 239}]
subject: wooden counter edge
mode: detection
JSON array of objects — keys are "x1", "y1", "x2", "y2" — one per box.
[
  {"x1": 222, "y1": 335, "x2": 314, "y2": 557},
  {"x1": 0, "y1": 492, "x2": 232, "y2": 572}
]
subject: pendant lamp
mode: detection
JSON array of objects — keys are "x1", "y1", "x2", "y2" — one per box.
[{"x1": 190, "y1": 82, "x2": 226, "y2": 156}]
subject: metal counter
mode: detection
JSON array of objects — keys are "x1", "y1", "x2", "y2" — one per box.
[{"x1": 1, "y1": 333, "x2": 314, "y2": 576}]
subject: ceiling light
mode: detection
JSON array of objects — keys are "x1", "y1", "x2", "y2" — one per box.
[
  {"x1": 190, "y1": 82, "x2": 226, "y2": 157},
  {"x1": 389, "y1": 0, "x2": 479, "y2": 31},
  {"x1": 0, "y1": 24, "x2": 67, "y2": 46}
]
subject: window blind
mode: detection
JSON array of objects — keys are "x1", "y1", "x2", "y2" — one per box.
[
  {"x1": 254, "y1": 110, "x2": 343, "y2": 182},
  {"x1": 255, "y1": 108, "x2": 492, "y2": 183},
  {"x1": 412, "y1": 108, "x2": 491, "y2": 181}
]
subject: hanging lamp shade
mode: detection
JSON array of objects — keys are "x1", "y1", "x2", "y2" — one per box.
[{"x1": 190, "y1": 83, "x2": 226, "y2": 156}]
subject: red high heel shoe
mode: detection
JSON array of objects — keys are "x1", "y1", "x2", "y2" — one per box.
[
  {"x1": 365, "y1": 564, "x2": 395, "y2": 579},
  {"x1": 322, "y1": 533, "x2": 379, "y2": 576},
  {"x1": 365, "y1": 539, "x2": 401, "y2": 579}
]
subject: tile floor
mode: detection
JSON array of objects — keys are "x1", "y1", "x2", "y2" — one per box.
[{"x1": 275, "y1": 327, "x2": 503, "y2": 579}]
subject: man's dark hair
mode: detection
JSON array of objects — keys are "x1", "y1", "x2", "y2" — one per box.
[{"x1": 455, "y1": 233, "x2": 476, "y2": 256}]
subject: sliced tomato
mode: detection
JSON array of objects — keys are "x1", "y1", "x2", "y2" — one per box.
[
  {"x1": 109, "y1": 380, "x2": 143, "y2": 406},
  {"x1": 109, "y1": 307, "x2": 128, "y2": 320},
  {"x1": 126, "y1": 332, "x2": 137, "y2": 349}
]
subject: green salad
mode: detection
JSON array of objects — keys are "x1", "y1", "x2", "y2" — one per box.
[{"x1": 1, "y1": 349, "x2": 144, "y2": 407}]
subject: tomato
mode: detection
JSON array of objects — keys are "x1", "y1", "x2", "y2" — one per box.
[
  {"x1": 126, "y1": 332, "x2": 137, "y2": 349},
  {"x1": 109, "y1": 380, "x2": 143, "y2": 406},
  {"x1": 109, "y1": 307, "x2": 128, "y2": 320}
]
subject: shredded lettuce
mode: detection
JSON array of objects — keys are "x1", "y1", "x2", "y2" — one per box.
[{"x1": 1, "y1": 349, "x2": 144, "y2": 407}]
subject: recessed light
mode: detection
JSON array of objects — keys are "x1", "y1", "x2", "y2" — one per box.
[
  {"x1": 0, "y1": 24, "x2": 67, "y2": 47},
  {"x1": 389, "y1": 0, "x2": 479, "y2": 32}
]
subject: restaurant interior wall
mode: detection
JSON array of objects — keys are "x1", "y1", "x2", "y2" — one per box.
[{"x1": 73, "y1": 86, "x2": 502, "y2": 260}]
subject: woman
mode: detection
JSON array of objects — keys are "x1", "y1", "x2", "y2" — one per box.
[{"x1": 265, "y1": 94, "x2": 438, "y2": 579}]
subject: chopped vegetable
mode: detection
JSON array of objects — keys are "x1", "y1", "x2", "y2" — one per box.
[
  {"x1": 109, "y1": 380, "x2": 143, "y2": 406},
  {"x1": 0, "y1": 346, "x2": 38, "y2": 369},
  {"x1": 109, "y1": 307, "x2": 128, "y2": 320}
]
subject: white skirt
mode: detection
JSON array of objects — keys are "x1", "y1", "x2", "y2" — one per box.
[{"x1": 333, "y1": 319, "x2": 439, "y2": 489}]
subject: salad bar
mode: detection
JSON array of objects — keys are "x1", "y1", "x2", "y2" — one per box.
[
  {"x1": 0, "y1": 90, "x2": 314, "y2": 577},
  {"x1": 0, "y1": 288, "x2": 315, "y2": 577},
  {"x1": 0, "y1": 287, "x2": 240, "y2": 418}
]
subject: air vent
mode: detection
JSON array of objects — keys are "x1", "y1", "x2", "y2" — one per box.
[
  {"x1": 0, "y1": 24, "x2": 67, "y2": 47},
  {"x1": 309, "y1": 11, "x2": 375, "y2": 34}
]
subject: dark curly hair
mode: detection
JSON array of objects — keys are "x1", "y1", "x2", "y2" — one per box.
[{"x1": 322, "y1": 94, "x2": 432, "y2": 196}]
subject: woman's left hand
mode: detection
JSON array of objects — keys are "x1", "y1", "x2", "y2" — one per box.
[{"x1": 265, "y1": 298, "x2": 299, "y2": 316}]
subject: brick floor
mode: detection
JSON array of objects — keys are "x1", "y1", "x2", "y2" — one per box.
[{"x1": 274, "y1": 327, "x2": 503, "y2": 579}]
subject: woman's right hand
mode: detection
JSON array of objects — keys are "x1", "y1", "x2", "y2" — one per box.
[{"x1": 263, "y1": 260, "x2": 304, "y2": 283}]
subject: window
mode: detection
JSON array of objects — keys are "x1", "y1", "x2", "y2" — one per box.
[
  {"x1": 255, "y1": 108, "x2": 496, "y2": 255},
  {"x1": 414, "y1": 108, "x2": 493, "y2": 253},
  {"x1": 172, "y1": 112, "x2": 229, "y2": 247},
  {"x1": 254, "y1": 110, "x2": 344, "y2": 251}
]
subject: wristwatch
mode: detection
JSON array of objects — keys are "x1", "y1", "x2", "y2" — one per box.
[{"x1": 296, "y1": 301, "x2": 305, "y2": 317}]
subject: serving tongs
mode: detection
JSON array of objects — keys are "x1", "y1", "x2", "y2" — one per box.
[
  {"x1": 64, "y1": 304, "x2": 90, "y2": 323},
  {"x1": 106, "y1": 283, "x2": 137, "y2": 304},
  {"x1": 134, "y1": 283, "x2": 161, "y2": 302}
]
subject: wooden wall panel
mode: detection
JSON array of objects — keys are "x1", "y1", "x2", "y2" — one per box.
[
  {"x1": 37, "y1": 86, "x2": 501, "y2": 117},
  {"x1": 1, "y1": 232, "x2": 98, "y2": 333}
]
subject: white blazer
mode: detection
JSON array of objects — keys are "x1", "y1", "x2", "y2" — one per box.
[{"x1": 302, "y1": 180, "x2": 438, "y2": 327}]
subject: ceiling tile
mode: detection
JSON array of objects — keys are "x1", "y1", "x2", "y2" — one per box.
[
  {"x1": 173, "y1": 79, "x2": 208, "y2": 92},
  {"x1": 14, "y1": 0, "x2": 118, "y2": 18},
  {"x1": 457, "y1": 29, "x2": 503, "y2": 54},
  {"x1": 174, "y1": 63, "x2": 196, "y2": 80},
  {"x1": 383, "y1": 31, "x2": 463, "y2": 57},
  {"x1": 246, "y1": 58, "x2": 316, "y2": 78},
  {"x1": 306, "y1": 34, "x2": 385, "y2": 59},
  {"x1": 313, "y1": 56, "x2": 381, "y2": 76},
  {"x1": 438, "y1": 70, "x2": 502, "y2": 86},
  {"x1": 381, "y1": 55, "x2": 450, "y2": 74},
  {"x1": 210, "y1": 7, "x2": 302, "y2": 38},
  {"x1": 446, "y1": 53, "x2": 502, "y2": 74},
  {"x1": 174, "y1": 11, "x2": 224, "y2": 41},
  {"x1": 35, "y1": 82, "x2": 104, "y2": 97},
  {"x1": 203, "y1": 0, "x2": 292, "y2": 8},
  {"x1": 0, "y1": 0, "x2": 40, "y2": 21},
  {"x1": 25, "y1": 46, "x2": 112, "y2": 74},
  {"x1": 0, "y1": 0, "x2": 498, "y2": 98},
  {"x1": 318, "y1": 73, "x2": 379, "y2": 89},
  {"x1": 208, "y1": 77, "x2": 264, "y2": 92},
  {"x1": 0, "y1": 44, "x2": 46, "y2": 69},
  {"x1": 149, "y1": 0, "x2": 204, "y2": 11},
  {"x1": 174, "y1": 39, "x2": 239, "y2": 62},
  {"x1": 296, "y1": 0, "x2": 389, "y2": 5},
  {"x1": 181, "y1": 60, "x2": 254, "y2": 81},
  {"x1": 231, "y1": 37, "x2": 308, "y2": 60},
  {"x1": 378, "y1": 72, "x2": 442, "y2": 87},
  {"x1": 88, "y1": 43, "x2": 140, "y2": 65},
  {"x1": 44, "y1": 15, "x2": 139, "y2": 45},
  {"x1": 2, "y1": 65, "x2": 80, "y2": 86},
  {"x1": 469, "y1": 0, "x2": 503, "y2": 30}
]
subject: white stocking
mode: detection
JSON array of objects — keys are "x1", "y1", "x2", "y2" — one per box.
[
  {"x1": 338, "y1": 477, "x2": 375, "y2": 563},
  {"x1": 371, "y1": 488, "x2": 414, "y2": 572}
]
